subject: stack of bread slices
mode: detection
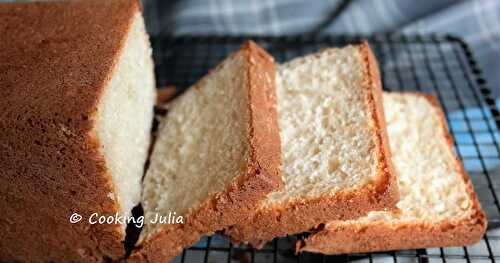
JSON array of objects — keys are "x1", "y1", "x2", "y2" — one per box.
[{"x1": 0, "y1": 0, "x2": 487, "y2": 262}]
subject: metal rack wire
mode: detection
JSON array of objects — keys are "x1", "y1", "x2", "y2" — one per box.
[{"x1": 150, "y1": 35, "x2": 500, "y2": 263}]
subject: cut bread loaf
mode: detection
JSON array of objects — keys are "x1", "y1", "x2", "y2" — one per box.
[
  {"x1": 224, "y1": 42, "x2": 398, "y2": 247},
  {"x1": 130, "y1": 42, "x2": 282, "y2": 263},
  {"x1": 298, "y1": 93, "x2": 487, "y2": 254},
  {"x1": 0, "y1": 0, "x2": 155, "y2": 262}
]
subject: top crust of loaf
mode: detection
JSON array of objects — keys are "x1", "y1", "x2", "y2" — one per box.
[
  {"x1": 224, "y1": 42, "x2": 398, "y2": 247},
  {"x1": 0, "y1": 0, "x2": 143, "y2": 261},
  {"x1": 298, "y1": 93, "x2": 487, "y2": 254},
  {"x1": 130, "y1": 41, "x2": 282, "y2": 263}
]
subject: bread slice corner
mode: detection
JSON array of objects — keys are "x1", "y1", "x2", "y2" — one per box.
[
  {"x1": 224, "y1": 41, "x2": 399, "y2": 248},
  {"x1": 129, "y1": 41, "x2": 281, "y2": 262},
  {"x1": 297, "y1": 92, "x2": 487, "y2": 254}
]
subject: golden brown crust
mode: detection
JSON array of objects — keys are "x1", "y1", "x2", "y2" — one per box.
[
  {"x1": 0, "y1": 0, "x2": 142, "y2": 262},
  {"x1": 297, "y1": 93, "x2": 487, "y2": 254},
  {"x1": 223, "y1": 42, "x2": 399, "y2": 248},
  {"x1": 297, "y1": 219, "x2": 486, "y2": 254},
  {"x1": 244, "y1": 41, "x2": 283, "y2": 193},
  {"x1": 359, "y1": 42, "x2": 399, "y2": 207},
  {"x1": 156, "y1": 86, "x2": 177, "y2": 105},
  {"x1": 129, "y1": 41, "x2": 282, "y2": 263}
]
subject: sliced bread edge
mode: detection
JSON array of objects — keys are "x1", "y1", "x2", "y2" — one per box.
[
  {"x1": 296, "y1": 92, "x2": 487, "y2": 254},
  {"x1": 129, "y1": 41, "x2": 282, "y2": 263},
  {"x1": 224, "y1": 42, "x2": 399, "y2": 248}
]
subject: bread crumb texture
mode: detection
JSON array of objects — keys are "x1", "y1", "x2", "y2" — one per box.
[
  {"x1": 266, "y1": 46, "x2": 377, "y2": 206},
  {"x1": 96, "y1": 12, "x2": 155, "y2": 222},
  {"x1": 132, "y1": 42, "x2": 280, "y2": 263},
  {"x1": 223, "y1": 43, "x2": 398, "y2": 249},
  {"x1": 349, "y1": 93, "x2": 471, "y2": 223},
  {"x1": 299, "y1": 93, "x2": 486, "y2": 255},
  {"x1": 140, "y1": 54, "x2": 250, "y2": 240}
]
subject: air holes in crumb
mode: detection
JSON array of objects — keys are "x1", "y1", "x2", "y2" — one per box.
[
  {"x1": 70, "y1": 190, "x2": 77, "y2": 196},
  {"x1": 231, "y1": 110, "x2": 238, "y2": 121},
  {"x1": 328, "y1": 159, "x2": 340, "y2": 174},
  {"x1": 312, "y1": 160, "x2": 320, "y2": 169},
  {"x1": 154, "y1": 106, "x2": 168, "y2": 117},
  {"x1": 315, "y1": 223, "x2": 326, "y2": 231},
  {"x1": 312, "y1": 147, "x2": 320, "y2": 156}
]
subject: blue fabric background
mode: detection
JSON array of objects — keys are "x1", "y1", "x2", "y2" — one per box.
[{"x1": 142, "y1": 0, "x2": 500, "y2": 100}]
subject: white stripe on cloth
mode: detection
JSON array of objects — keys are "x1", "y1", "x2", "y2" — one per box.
[
  {"x1": 350, "y1": 1, "x2": 371, "y2": 34},
  {"x1": 373, "y1": 0, "x2": 394, "y2": 30},
  {"x1": 207, "y1": 0, "x2": 216, "y2": 33},
  {"x1": 250, "y1": 0, "x2": 264, "y2": 34},
  {"x1": 266, "y1": 0, "x2": 281, "y2": 35},
  {"x1": 387, "y1": 0, "x2": 407, "y2": 25},
  {"x1": 473, "y1": 0, "x2": 500, "y2": 53},
  {"x1": 225, "y1": 0, "x2": 237, "y2": 34}
]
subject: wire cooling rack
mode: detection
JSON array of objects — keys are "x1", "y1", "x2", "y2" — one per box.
[{"x1": 150, "y1": 35, "x2": 500, "y2": 263}]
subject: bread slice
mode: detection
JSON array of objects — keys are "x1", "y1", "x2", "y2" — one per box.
[
  {"x1": 224, "y1": 42, "x2": 398, "y2": 247},
  {"x1": 130, "y1": 42, "x2": 282, "y2": 263},
  {"x1": 298, "y1": 93, "x2": 487, "y2": 254},
  {"x1": 0, "y1": 0, "x2": 155, "y2": 262}
]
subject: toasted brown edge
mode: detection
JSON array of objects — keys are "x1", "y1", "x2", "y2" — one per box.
[
  {"x1": 128, "y1": 41, "x2": 282, "y2": 263},
  {"x1": 155, "y1": 86, "x2": 177, "y2": 105},
  {"x1": 223, "y1": 41, "x2": 399, "y2": 248},
  {"x1": 296, "y1": 92, "x2": 487, "y2": 254}
]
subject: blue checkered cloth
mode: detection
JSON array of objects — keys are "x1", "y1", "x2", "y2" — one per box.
[{"x1": 143, "y1": 0, "x2": 500, "y2": 100}]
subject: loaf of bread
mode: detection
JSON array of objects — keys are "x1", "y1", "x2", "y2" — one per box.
[
  {"x1": 297, "y1": 93, "x2": 487, "y2": 254},
  {"x1": 129, "y1": 42, "x2": 282, "y2": 263},
  {"x1": 0, "y1": 0, "x2": 155, "y2": 261},
  {"x1": 224, "y1": 42, "x2": 398, "y2": 247}
]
